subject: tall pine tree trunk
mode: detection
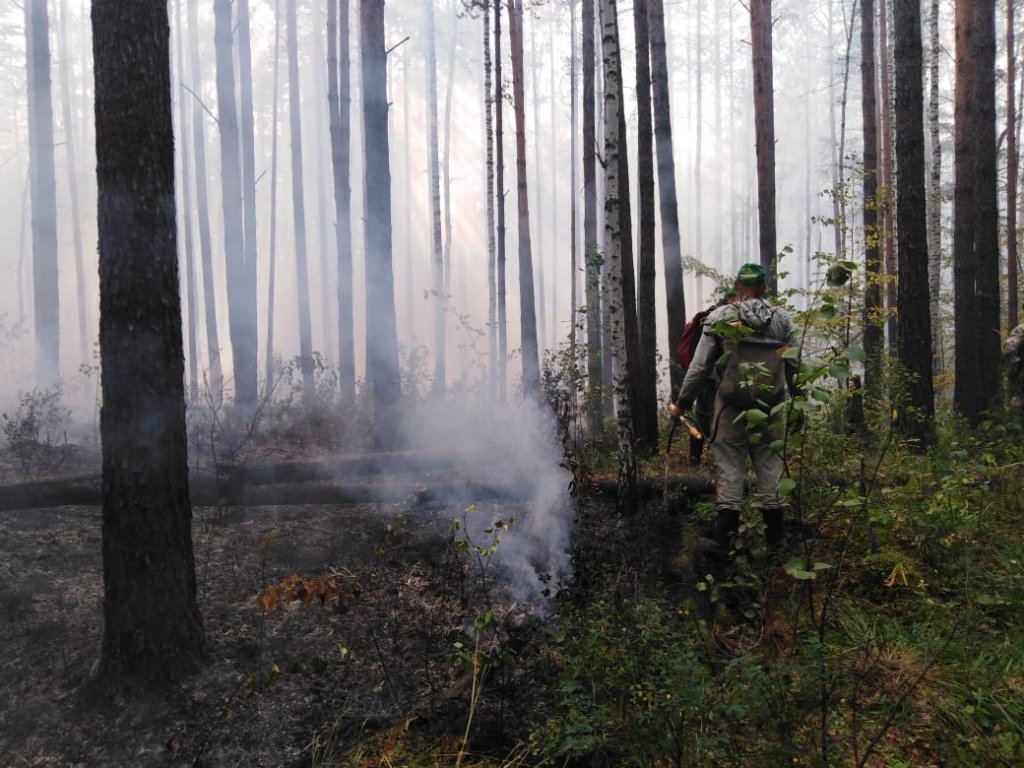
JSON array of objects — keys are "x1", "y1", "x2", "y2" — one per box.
[
  {"x1": 927, "y1": 0, "x2": 943, "y2": 376},
  {"x1": 328, "y1": 0, "x2": 355, "y2": 403},
  {"x1": 878, "y1": 0, "x2": 897, "y2": 353},
  {"x1": 952, "y1": 0, "x2": 1000, "y2": 425},
  {"x1": 92, "y1": 0, "x2": 204, "y2": 689},
  {"x1": 26, "y1": 0, "x2": 60, "y2": 387},
  {"x1": 861, "y1": 0, "x2": 883, "y2": 394},
  {"x1": 633, "y1": 0, "x2": 659, "y2": 451},
  {"x1": 286, "y1": 0, "x2": 314, "y2": 397},
  {"x1": 265, "y1": 0, "x2": 282, "y2": 388},
  {"x1": 360, "y1": 0, "x2": 402, "y2": 449},
  {"x1": 893, "y1": 0, "x2": 935, "y2": 446},
  {"x1": 484, "y1": 3, "x2": 497, "y2": 400},
  {"x1": 507, "y1": 0, "x2": 540, "y2": 396},
  {"x1": 749, "y1": 0, "x2": 777, "y2": 292},
  {"x1": 648, "y1": 0, "x2": 685, "y2": 396},
  {"x1": 57, "y1": 0, "x2": 89, "y2": 374},
  {"x1": 172, "y1": 0, "x2": 199, "y2": 400},
  {"x1": 236, "y1": 0, "x2": 259, "y2": 402},
  {"x1": 495, "y1": 0, "x2": 508, "y2": 403}
]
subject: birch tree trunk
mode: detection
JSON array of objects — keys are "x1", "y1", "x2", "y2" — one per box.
[
  {"x1": 507, "y1": 0, "x2": 541, "y2": 396},
  {"x1": 878, "y1": 0, "x2": 897, "y2": 354},
  {"x1": 582, "y1": 0, "x2": 603, "y2": 433},
  {"x1": 425, "y1": 0, "x2": 446, "y2": 396},
  {"x1": 1007, "y1": 0, "x2": 1019, "y2": 331},
  {"x1": 599, "y1": 0, "x2": 637, "y2": 511}
]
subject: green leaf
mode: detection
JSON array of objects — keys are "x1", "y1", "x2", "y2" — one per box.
[
  {"x1": 828, "y1": 363, "x2": 850, "y2": 380},
  {"x1": 845, "y1": 344, "x2": 866, "y2": 362},
  {"x1": 782, "y1": 346, "x2": 801, "y2": 360},
  {"x1": 778, "y1": 477, "x2": 797, "y2": 495},
  {"x1": 744, "y1": 408, "x2": 769, "y2": 425},
  {"x1": 784, "y1": 557, "x2": 817, "y2": 580},
  {"x1": 817, "y1": 304, "x2": 837, "y2": 320}
]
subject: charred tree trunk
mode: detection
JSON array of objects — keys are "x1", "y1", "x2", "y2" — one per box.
[
  {"x1": 749, "y1": 0, "x2": 777, "y2": 292},
  {"x1": 648, "y1": 0, "x2": 686, "y2": 396},
  {"x1": 25, "y1": 0, "x2": 60, "y2": 387},
  {"x1": 484, "y1": 2, "x2": 497, "y2": 400},
  {"x1": 92, "y1": 0, "x2": 204, "y2": 689},
  {"x1": 861, "y1": 0, "x2": 883, "y2": 394},
  {"x1": 361, "y1": 0, "x2": 402, "y2": 448},
  {"x1": 893, "y1": 0, "x2": 935, "y2": 447},
  {"x1": 328, "y1": 0, "x2": 355, "y2": 403},
  {"x1": 952, "y1": 0, "x2": 1000, "y2": 425},
  {"x1": 507, "y1": 0, "x2": 541, "y2": 396}
]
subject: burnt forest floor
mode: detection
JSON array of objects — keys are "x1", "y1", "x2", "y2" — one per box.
[{"x1": 0, "y1": 442, "x2": 703, "y2": 767}]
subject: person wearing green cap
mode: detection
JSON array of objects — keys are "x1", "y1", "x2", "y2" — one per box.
[{"x1": 669, "y1": 262, "x2": 801, "y2": 560}]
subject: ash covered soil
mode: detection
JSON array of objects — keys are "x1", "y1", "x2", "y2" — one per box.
[{"x1": 0, "y1": 497, "x2": 580, "y2": 767}]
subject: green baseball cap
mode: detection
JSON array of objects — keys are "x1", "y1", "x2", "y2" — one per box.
[{"x1": 736, "y1": 263, "x2": 766, "y2": 286}]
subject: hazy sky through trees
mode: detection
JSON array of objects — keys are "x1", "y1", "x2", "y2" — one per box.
[{"x1": 0, "y1": 0, "x2": 973, "y2": 409}]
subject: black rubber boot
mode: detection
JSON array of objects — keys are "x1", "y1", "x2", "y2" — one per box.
[
  {"x1": 761, "y1": 507, "x2": 786, "y2": 550},
  {"x1": 697, "y1": 507, "x2": 741, "y2": 560}
]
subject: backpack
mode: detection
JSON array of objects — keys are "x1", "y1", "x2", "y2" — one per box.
[
  {"x1": 715, "y1": 316, "x2": 788, "y2": 411},
  {"x1": 676, "y1": 309, "x2": 711, "y2": 372}
]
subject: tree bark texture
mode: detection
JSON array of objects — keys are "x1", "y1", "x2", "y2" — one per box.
[
  {"x1": 582, "y1": 0, "x2": 603, "y2": 435},
  {"x1": 92, "y1": 0, "x2": 205, "y2": 688},
  {"x1": 648, "y1": 0, "x2": 686, "y2": 397},
  {"x1": 213, "y1": 0, "x2": 256, "y2": 405},
  {"x1": 1007, "y1": 0, "x2": 1019, "y2": 331},
  {"x1": 633, "y1": 0, "x2": 659, "y2": 452},
  {"x1": 236, "y1": 0, "x2": 259, "y2": 404},
  {"x1": 26, "y1": 0, "x2": 60, "y2": 387},
  {"x1": 484, "y1": 3, "x2": 498, "y2": 401},
  {"x1": 360, "y1": 0, "x2": 402, "y2": 449},
  {"x1": 328, "y1": 0, "x2": 355, "y2": 403},
  {"x1": 426, "y1": 0, "x2": 446, "y2": 396},
  {"x1": 187, "y1": 0, "x2": 223, "y2": 401},
  {"x1": 599, "y1": 0, "x2": 637, "y2": 511},
  {"x1": 286, "y1": 0, "x2": 314, "y2": 397},
  {"x1": 861, "y1": 0, "x2": 883, "y2": 394},
  {"x1": 494, "y1": 0, "x2": 508, "y2": 403},
  {"x1": 507, "y1": 0, "x2": 541, "y2": 396},
  {"x1": 893, "y1": 0, "x2": 935, "y2": 447},
  {"x1": 878, "y1": 0, "x2": 896, "y2": 355},
  {"x1": 952, "y1": 0, "x2": 1001, "y2": 425},
  {"x1": 265, "y1": 0, "x2": 283, "y2": 389},
  {"x1": 749, "y1": 0, "x2": 777, "y2": 292},
  {"x1": 927, "y1": 0, "x2": 943, "y2": 377}
]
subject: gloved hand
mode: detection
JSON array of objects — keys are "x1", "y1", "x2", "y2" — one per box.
[{"x1": 668, "y1": 402, "x2": 690, "y2": 422}]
